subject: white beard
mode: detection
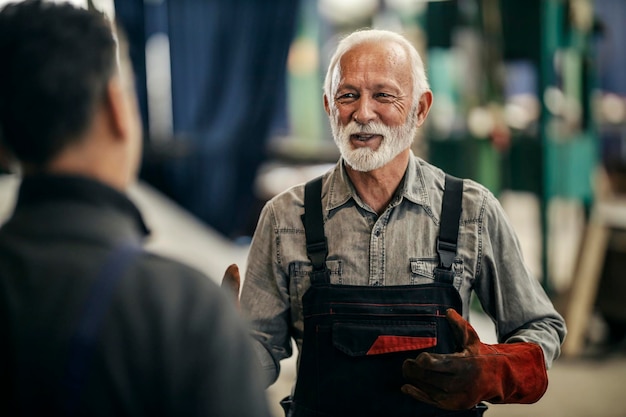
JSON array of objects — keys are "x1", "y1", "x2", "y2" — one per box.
[{"x1": 330, "y1": 109, "x2": 418, "y2": 172}]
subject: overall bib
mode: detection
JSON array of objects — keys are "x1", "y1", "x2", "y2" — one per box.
[{"x1": 284, "y1": 175, "x2": 487, "y2": 417}]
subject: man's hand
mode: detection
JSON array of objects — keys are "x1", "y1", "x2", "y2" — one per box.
[
  {"x1": 401, "y1": 309, "x2": 548, "y2": 410},
  {"x1": 221, "y1": 263, "x2": 241, "y2": 309}
]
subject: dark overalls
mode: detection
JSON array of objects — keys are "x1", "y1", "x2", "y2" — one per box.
[{"x1": 282, "y1": 175, "x2": 488, "y2": 417}]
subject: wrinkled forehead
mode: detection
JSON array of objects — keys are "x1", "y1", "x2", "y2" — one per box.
[
  {"x1": 341, "y1": 40, "x2": 409, "y2": 65},
  {"x1": 332, "y1": 40, "x2": 412, "y2": 91}
]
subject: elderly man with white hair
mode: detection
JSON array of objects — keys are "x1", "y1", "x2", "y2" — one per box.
[{"x1": 225, "y1": 28, "x2": 566, "y2": 417}]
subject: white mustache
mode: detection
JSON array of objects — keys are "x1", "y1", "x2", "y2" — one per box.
[{"x1": 341, "y1": 121, "x2": 393, "y2": 137}]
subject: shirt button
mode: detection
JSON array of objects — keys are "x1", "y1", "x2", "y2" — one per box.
[{"x1": 374, "y1": 229, "x2": 381, "y2": 237}]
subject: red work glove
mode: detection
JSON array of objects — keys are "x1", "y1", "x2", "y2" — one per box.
[
  {"x1": 221, "y1": 263, "x2": 241, "y2": 310},
  {"x1": 401, "y1": 309, "x2": 548, "y2": 410}
]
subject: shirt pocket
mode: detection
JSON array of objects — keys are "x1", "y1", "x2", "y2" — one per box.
[
  {"x1": 289, "y1": 259, "x2": 343, "y2": 286},
  {"x1": 409, "y1": 257, "x2": 439, "y2": 283},
  {"x1": 409, "y1": 257, "x2": 464, "y2": 286},
  {"x1": 288, "y1": 260, "x2": 343, "y2": 330}
]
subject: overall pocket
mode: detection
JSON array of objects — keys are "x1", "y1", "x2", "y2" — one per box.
[
  {"x1": 316, "y1": 320, "x2": 438, "y2": 415},
  {"x1": 294, "y1": 283, "x2": 463, "y2": 417},
  {"x1": 332, "y1": 320, "x2": 437, "y2": 356}
]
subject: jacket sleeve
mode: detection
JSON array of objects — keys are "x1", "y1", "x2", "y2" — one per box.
[
  {"x1": 158, "y1": 263, "x2": 274, "y2": 417},
  {"x1": 192, "y1": 281, "x2": 273, "y2": 417}
]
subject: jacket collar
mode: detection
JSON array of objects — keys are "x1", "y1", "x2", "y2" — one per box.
[{"x1": 16, "y1": 174, "x2": 150, "y2": 238}]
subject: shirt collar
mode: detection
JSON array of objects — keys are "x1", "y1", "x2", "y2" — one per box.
[{"x1": 325, "y1": 152, "x2": 431, "y2": 212}]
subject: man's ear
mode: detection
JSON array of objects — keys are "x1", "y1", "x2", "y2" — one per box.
[
  {"x1": 415, "y1": 90, "x2": 433, "y2": 128},
  {"x1": 323, "y1": 94, "x2": 331, "y2": 116},
  {"x1": 104, "y1": 76, "x2": 130, "y2": 140}
]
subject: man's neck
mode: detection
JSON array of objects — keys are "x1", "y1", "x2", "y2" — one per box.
[
  {"x1": 345, "y1": 149, "x2": 410, "y2": 215},
  {"x1": 43, "y1": 136, "x2": 128, "y2": 192}
]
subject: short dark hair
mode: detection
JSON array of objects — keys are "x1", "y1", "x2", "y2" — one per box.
[{"x1": 0, "y1": 0, "x2": 117, "y2": 166}]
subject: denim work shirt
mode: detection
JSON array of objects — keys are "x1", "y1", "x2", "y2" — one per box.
[{"x1": 241, "y1": 153, "x2": 567, "y2": 387}]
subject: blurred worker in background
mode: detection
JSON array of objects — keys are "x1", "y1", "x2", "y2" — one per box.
[
  {"x1": 0, "y1": 1, "x2": 271, "y2": 416},
  {"x1": 224, "y1": 28, "x2": 567, "y2": 416}
]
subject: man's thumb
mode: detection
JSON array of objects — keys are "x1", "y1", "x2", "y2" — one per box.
[
  {"x1": 221, "y1": 263, "x2": 241, "y2": 307},
  {"x1": 446, "y1": 308, "x2": 480, "y2": 349}
]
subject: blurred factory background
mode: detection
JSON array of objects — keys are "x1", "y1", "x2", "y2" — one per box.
[
  {"x1": 115, "y1": 0, "x2": 626, "y2": 356},
  {"x1": 1, "y1": 0, "x2": 626, "y2": 416}
]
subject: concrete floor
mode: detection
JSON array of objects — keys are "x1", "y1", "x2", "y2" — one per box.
[{"x1": 2, "y1": 174, "x2": 626, "y2": 417}]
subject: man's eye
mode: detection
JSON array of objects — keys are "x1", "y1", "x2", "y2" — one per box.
[
  {"x1": 376, "y1": 93, "x2": 393, "y2": 99},
  {"x1": 336, "y1": 93, "x2": 357, "y2": 101}
]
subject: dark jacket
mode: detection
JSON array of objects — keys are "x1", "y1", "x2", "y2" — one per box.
[{"x1": 0, "y1": 174, "x2": 270, "y2": 417}]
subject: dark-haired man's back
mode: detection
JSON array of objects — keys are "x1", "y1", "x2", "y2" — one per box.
[
  {"x1": 0, "y1": 175, "x2": 270, "y2": 417},
  {"x1": 0, "y1": 1, "x2": 271, "y2": 415}
]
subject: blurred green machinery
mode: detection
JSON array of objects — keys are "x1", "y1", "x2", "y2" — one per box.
[{"x1": 425, "y1": 0, "x2": 598, "y2": 291}]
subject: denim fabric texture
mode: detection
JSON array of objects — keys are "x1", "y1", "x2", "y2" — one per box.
[{"x1": 240, "y1": 153, "x2": 567, "y2": 387}]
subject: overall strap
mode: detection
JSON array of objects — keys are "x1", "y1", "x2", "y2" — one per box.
[
  {"x1": 301, "y1": 176, "x2": 330, "y2": 284},
  {"x1": 434, "y1": 174, "x2": 464, "y2": 284},
  {"x1": 63, "y1": 242, "x2": 142, "y2": 416},
  {"x1": 302, "y1": 174, "x2": 463, "y2": 285}
]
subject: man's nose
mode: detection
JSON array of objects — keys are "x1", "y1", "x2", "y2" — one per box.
[{"x1": 353, "y1": 97, "x2": 376, "y2": 124}]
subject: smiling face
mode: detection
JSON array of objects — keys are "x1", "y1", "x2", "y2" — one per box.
[{"x1": 325, "y1": 40, "x2": 422, "y2": 172}]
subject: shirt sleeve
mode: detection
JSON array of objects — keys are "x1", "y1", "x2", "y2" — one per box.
[
  {"x1": 240, "y1": 201, "x2": 294, "y2": 387},
  {"x1": 473, "y1": 191, "x2": 567, "y2": 368}
]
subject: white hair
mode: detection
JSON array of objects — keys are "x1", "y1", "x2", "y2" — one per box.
[{"x1": 323, "y1": 29, "x2": 429, "y2": 107}]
